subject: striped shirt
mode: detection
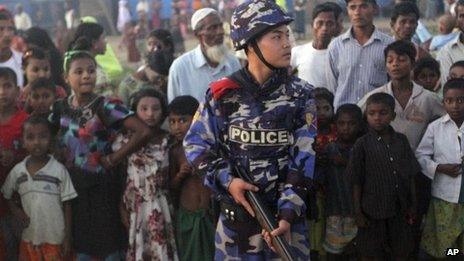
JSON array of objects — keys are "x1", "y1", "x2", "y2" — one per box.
[
  {"x1": 347, "y1": 127, "x2": 420, "y2": 219},
  {"x1": 326, "y1": 27, "x2": 393, "y2": 109}
]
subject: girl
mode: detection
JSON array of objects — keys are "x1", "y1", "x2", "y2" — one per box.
[
  {"x1": 50, "y1": 49, "x2": 151, "y2": 259},
  {"x1": 69, "y1": 23, "x2": 114, "y2": 98},
  {"x1": 322, "y1": 104, "x2": 364, "y2": 261},
  {"x1": 114, "y1": 88, "x2": 178, "y2": 261},
  {"x1": 1, "y1": 116, "x2": 77, "y2": 260},
  {"x1": 19, "y1": 47, "x2": 67, "y2": 107},
  {"x1": 23, "y1": 27, "x2": 66, "y2": 88}
]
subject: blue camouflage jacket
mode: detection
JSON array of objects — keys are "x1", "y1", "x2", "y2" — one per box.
[{"x1": 183, "y1": 68, "x2": 317, "y2": 223}]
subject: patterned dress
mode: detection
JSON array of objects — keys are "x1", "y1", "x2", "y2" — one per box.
[
  {"x1": 114, "y1": 133, "x2": 178, "y2": 261},
  {"x1": 50, "y1": 95, "x2": 132, "y2": 256}
]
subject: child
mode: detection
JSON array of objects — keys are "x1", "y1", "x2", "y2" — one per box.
[
  {"x1": 26, "y1": 77, "x2": 56, "y2": 115},
  {"x1": 416, "y1": 78, "x2": 464, "y2": 259},
  {"x1": 322, "y1": 104, "x2": 364, "y2": 260},
  {"x1": 359, "y1": 40, "x2": 445, "y2": 151},
  {"x1": 168, "y1": 95, "x2": 215, "y2": 261},
  {"x1": 311, "y1": 87, "x2": 337, "y2": 259},
  {"x1": 19, "y1": 47, "x2": 67, "y2": 107},
  {"x1": 429, "y1": 14, "x2": 458, "y2": 52},
  {"x1": 114, "y1": 88, "x2": 178, "y2": 261},
  {"x1": 350, "y1": 92, "x2": 420, "y2": 260},
  {"x1": 0, "y1": 67, "x2": 28, "y2": 260},
  {"x1": 1, "y1": 116, "x2": 77, "y2": 260},
  {"x1": 448, "y1": 60, "x2": 464, "y2": 80},
  {"x1": 49, "y1": 49, "x2": 151, "y2": 259},
  {"x1": 413, "y1": 57, "x2": 442, "y2": 95}
]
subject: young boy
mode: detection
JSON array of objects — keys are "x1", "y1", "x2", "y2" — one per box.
[
  {"x1": 413, "y1": 57, "x2": 442, "y2": 95},
  {"x1": 1, "y1": 116, "x2": 77, "y2": 260},
  {"x1": 448, "y1": 60, "x2": 464, "y2": 80},
  {"x1": 416, "y1": 78, "x2": 464, "y2": 259},
  {"x1": 0, "y1": 67, "x2": 28, "y2": 260},
  {"x1": 390, "y1": 1, "x2": 429, "y2": 60},
  {"x1": 358, "y1": 40, "x2": 445, "y2": 151},
  {"x1": 350, "y1": 92, "x2": 420, "y2": 260},
  {"x1": 26, "y1": 77, "x2": 56, "y2": 115},
  {"x1": 322, "y1": 104, "x2": 364, "y2": 260},
  {"x1": 168, "y1": 95, "x2": 214, "y2": 261}
]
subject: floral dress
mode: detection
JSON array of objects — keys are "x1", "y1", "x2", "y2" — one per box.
[{"x1": 114, "y1": 133, "x2": 178, "y2": 261}]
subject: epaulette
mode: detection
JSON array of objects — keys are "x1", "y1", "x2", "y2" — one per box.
[{"x1": 210, "y1": 77, "x2": 240, "y2": 100}]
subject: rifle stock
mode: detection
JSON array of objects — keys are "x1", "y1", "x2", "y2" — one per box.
[{"x1": 232, "y1": 164, "x2": 296, "y2": 261}]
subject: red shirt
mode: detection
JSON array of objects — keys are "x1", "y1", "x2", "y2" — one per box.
[{"x1": 0, "y1": 109, "x2": 28, "y2": 217}]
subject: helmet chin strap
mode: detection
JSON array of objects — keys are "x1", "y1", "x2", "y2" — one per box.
[{"x1": 251, "y1": 40, "x2": 278, "y2": 71}]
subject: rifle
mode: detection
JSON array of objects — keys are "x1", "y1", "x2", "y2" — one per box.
[{"x1": 229, "y1": 161, "x2": 297, "y2": 261}]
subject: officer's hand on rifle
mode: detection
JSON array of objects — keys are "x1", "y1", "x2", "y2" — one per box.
[
  {"x1": 261, "y1": 219, "x2": 291, "y2": 252},
  {"x1": 228, "y1": 178, "x2": 259, "y2": 217}
]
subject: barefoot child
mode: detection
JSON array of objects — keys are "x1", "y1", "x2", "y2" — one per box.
[
  {"x1": 168, "y1": 95, "x2": 214, "y2": 261},
  {"x1": 1, "y1": 116, "x2": 77, "y2": 260},
  {"x1": 115, "y1": 88, "x2": 178, "y2": 260}
]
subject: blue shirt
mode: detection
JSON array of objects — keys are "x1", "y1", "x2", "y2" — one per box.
[
  {"x1": 326, "y1": 27, "x2": 393, "y2": 109},
  {"x1": 167, "y1": 45, "x2": 241, "y2": 102}
]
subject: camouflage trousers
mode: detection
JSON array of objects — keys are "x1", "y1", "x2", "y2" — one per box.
[{"x1": 214, "y1": 213, "x2": 310, "y2": 260}]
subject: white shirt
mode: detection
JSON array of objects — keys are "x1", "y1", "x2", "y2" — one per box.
[
  {"x1": 0, "y1": 49, "x2": 23, "y2": 87},
  {"x1": 1, "y1": 156, "x2": 77, "y2": 245},
  {"x1": 437, "y1": 33, "x2": 464, "y2": 85},
  {"x1": 14, "y1": 12, "x2": 32, "y2": 31},
  {"x1": 291, "y1": 41, "x2": 327, "y2": 88},
  {"x1": 358, "y1": 82, "x2": 445, "y2": 150},
  {"x1": 415, "y1": 115, "x2": 464, "y2": 203},
  {"x1": 167, "y1": 45, "x2": 241, "y2": 103}
]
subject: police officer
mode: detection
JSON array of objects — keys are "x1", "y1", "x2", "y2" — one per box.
[{"x1": 184, "y1": 0, "x2": 317, "y2": 259}]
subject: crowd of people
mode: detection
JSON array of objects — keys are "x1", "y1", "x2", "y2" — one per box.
[{"x1": 0, "y1": 0, "x2": 464, "y2": 260}]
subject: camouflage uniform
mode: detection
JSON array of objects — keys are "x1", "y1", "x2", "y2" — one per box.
[
  {"x1": 184, "y1": 66, "x2": 317, "y2": 259},
  {"x1": 184, "y1": 0, "x2": 317, "y2": 259}
]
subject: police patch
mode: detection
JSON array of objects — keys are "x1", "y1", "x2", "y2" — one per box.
[{"x1": 228, "y1": 126, "x2": 293, "y2": 146}]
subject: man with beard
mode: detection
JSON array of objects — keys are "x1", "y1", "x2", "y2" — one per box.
[
  {"x1": 0, "y1": 9, "x2": 23, "y2": 87},
  {"x1": 291, "y1": 3, "x2": 339, "y2": 88},
  {"x1": 167, "y1": 8, "x2": 241, "y2": 103}
]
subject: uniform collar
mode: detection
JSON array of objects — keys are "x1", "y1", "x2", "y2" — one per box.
[{"x1": 368, "y1": 125, "x2": 398, "y2": 142}]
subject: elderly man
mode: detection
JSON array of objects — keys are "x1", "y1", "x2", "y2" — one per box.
[
  {"x1": 291, "y1": 3, "x2": 339, "y2": 88},
  {"x1": 168, "y1": 8, "x2": 241, "y2": 102}
]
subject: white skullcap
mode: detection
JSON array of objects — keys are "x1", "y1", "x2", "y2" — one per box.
[{"x1": 191, "y1": 8, "x2": 218, "y2": 31}]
